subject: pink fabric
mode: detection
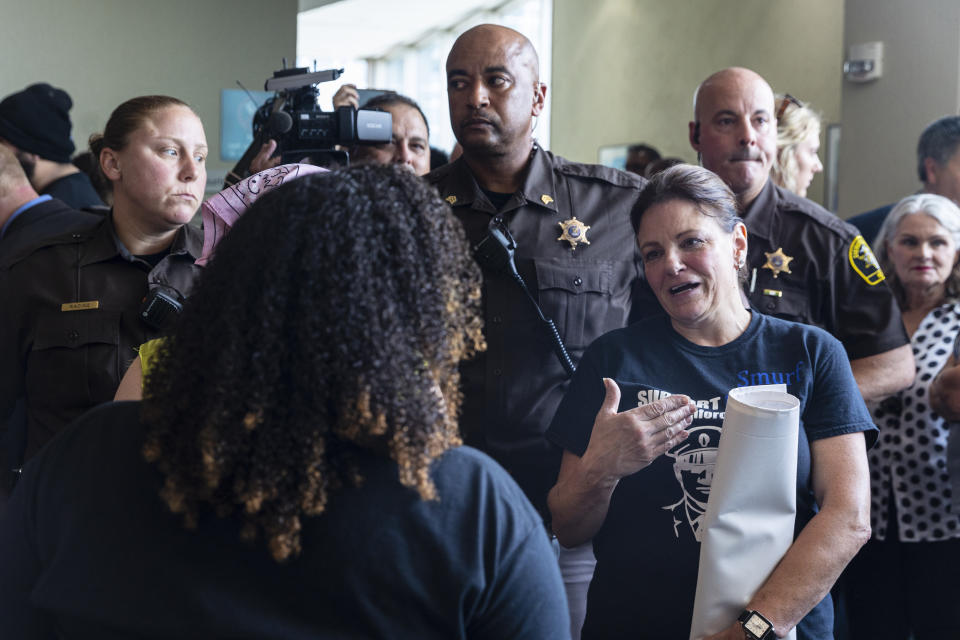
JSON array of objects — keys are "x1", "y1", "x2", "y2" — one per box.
[{"x1": 197, "y1": 163, "x2": 326, "y2": 266}]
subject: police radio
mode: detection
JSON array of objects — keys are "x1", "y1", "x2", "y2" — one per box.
[
  {"x1": 139, "y1": 286, "x2": 183, "y2": 331},
  {"x1": 473, "y1": 216, "x2": 576, "y2": 378}
]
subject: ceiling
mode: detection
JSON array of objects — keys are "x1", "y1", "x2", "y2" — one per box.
[{"x1": 298, "y1": 0, "x2": 501, "y2": 62}]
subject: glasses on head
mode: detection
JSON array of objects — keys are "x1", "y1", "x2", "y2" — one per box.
[{"x1": 776, "y1": 94, "x2": 803, "y2": 120}]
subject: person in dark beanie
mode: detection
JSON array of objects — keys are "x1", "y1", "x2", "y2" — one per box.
[{"x1": 0, "y1": 83, "x2": 104, "y2": 209}]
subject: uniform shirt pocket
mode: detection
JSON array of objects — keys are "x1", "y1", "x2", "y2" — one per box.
[
  {"x1": 750, "y1": 280, "x2": 812, "y2": 325},
  {"x1": 28, "y1": 309, "x2": 122, "y2": 410},
  {"x1": 534, "y1": 260, "x2": 612, "y2": 349}
]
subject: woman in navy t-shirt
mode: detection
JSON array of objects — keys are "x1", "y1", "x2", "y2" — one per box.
[{"x1": 547, "y1": 165, "x2": 876, "y2": 640}]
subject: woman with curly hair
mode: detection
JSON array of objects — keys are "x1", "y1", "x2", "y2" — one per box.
[{"x1": 0, "y1": 165, "x2": 570, "y2": 639}]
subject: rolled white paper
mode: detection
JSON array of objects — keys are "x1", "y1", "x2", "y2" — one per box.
[{"x1": 689, "y1": 384, "x2": 799, "y2": 640}]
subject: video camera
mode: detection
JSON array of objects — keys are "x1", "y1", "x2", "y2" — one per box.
[{"x1": 226, "y1": 65, "x2": 392, "y2": 184}]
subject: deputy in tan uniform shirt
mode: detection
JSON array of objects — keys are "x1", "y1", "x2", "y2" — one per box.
[{"x1": 426, "y1": 26, "x2": 646, "y2": 516}]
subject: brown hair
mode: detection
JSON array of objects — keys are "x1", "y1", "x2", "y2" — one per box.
[
  {"x1": 363, "y1": 92, "x2": 429, "y2": 136},
  {"x1": 89, "y1": 96, "x2": 194, "y2": 184},
  {"x1": 631, "y1": 163, "x2": 741, "y2": 234},
  {"x1": 632, "y1": 164, "x2": 748, "y2": 283}
]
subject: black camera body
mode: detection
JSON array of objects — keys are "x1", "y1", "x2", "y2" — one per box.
[
  {"x1": 292, "y1": 105, "x2": 391, "y2": 147},
  {"x1": 255, "y1": 66, "x2": 391, "y2": 166}
]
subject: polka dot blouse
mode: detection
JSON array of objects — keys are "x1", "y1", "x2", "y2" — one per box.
[{"x1": 869, "y1": 301, "x2": 960, "y2": 542}]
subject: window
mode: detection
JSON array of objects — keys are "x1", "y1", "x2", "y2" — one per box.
[{"x1": 298, "y1": 0, "x2": 552, "y2": 156}]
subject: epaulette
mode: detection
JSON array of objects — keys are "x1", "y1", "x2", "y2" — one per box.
[
  {"x1": 1, "y1": 227, "x2": 94, "y2": 271},
  {"x1": 552, "y1": 157, "x2": 646, "y2": 190},
  {"x1": 424, "y1": 159, "x2": 458, "y2": 186},
  {"x1": 775, "y1": 185, "x2": 860, "y2": 241}
]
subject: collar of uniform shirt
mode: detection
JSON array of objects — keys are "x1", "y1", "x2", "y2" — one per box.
[
  {"x1": 437, "y1": 145, "x2": 559, "y2": 215},
  {"x1": 740, "y1": 177, "x2": 777, "y2": 242},
  {"x1": 79, "y1": 213, "x2": 201, "y2": 267}
]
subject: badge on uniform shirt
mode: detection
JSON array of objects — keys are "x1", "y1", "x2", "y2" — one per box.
[
  {"x1": 557, "y1": 217, "x2": 591, "y2": 250},
  {"x1": 762, "y1": 247, "x2": 793, "y2": 278},
  {"x1": 848, "y1": 235, "x2": 885, "y2": 285},
  {"x1": 445, "y1": 195, "x2": 457, "y2": 205},
  {"x1": 61, "y1": 301, "x2": 99, "y2": 311}
]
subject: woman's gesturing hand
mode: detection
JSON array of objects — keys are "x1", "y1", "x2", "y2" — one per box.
[{"x1": 582, "y1": 378, "x2": 695, "y2": 484}]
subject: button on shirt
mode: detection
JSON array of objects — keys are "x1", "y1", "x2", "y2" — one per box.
[
  {"x1": 426, "y1": 147, "x2": 645, "y2": 514},
  {"x1": 869, "y1": 302, "x2": 960, "y2": 542},
  {"x1": 0, "y1": 214, "x2": 203, "y2": 461},
  {"x1": 741, "y1": 179, "x2": 908, "y2": 360}
]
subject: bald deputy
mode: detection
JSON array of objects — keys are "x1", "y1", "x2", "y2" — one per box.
[
  {"x1": 426, "y1": 25, "x2": 645, "y2": 637},
  {"x1": 687, "y1": 67, "x2": 913, "y2": 402}
]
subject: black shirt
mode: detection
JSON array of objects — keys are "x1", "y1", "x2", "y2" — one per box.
[
  {"x1": 0, "y1": 197, "x2": 100, "y2": 261},
  {"x1": 40, "y1": 172, "x2": 104, "y2": 210},
  {"x1": 846, "y1": 202, "x2": 895, "y2": 245},
  {"x1": 0, "y1": 402, "x2": 570, "y2": 639}
]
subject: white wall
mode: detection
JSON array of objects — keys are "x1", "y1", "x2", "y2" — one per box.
[
  {"x1": 0, "y1": 0, "x2": 298, "y2": 188},
  {"x1": 838, "y1": 0, "x2": 960, "y2": 217},
  {"x1": 550, "y1": 0, "x2": 844, "y2": 207},
  {"x1": 8, "y1": 0, "x2": 953, "y2": 214}
]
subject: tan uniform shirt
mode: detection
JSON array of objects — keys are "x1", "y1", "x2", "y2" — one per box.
[
  {"x1": 0, "y1": 214, "x2": 202, "y2": 462},
  {"x1": 426, "y1": 147, "x2": 645, "y2": 514},
  {"x1": 742, "y1": 179, "x2": 909, "y2": 359}
]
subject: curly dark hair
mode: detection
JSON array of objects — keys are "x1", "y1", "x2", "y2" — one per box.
[{"x1": 141, "y1": 164, "x2": 485, "y2": 562}]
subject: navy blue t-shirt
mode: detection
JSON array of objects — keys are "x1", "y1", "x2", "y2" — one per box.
[
  {"x1": 0, "y1": 402, "x2": 570, "y2": 639},
  {"x1": 546, "y1": 311, "x2": 876, "y2": 640}
]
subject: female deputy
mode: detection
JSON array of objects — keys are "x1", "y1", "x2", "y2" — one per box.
[
  {"x1": 547, "y1": 165, "x2": 874, "y2": 639},
  {"x1": 0, "y1": 95, "x2": 205, "y2": 471},
  {"x1": 770, "y1": 94, "x2": 823, "y2": 199},
  {"x1": 113, "y1": 162, "x2": 325, "y2": 401},
  {"x1": 844, "y1": 193, "x2": 960, "y2": 639},
  {"x1": 0, "y1": 166, "x2": 570, "y2": 638}
]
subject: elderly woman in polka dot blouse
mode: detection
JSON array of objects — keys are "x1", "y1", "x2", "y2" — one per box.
[{"x1": 843, "y1": 193, "x2": 960, "y2": 639}]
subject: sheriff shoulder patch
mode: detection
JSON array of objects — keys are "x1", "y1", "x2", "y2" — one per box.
[{"x1": 848, "y1": 235, "x2": 885, "y2": 285}]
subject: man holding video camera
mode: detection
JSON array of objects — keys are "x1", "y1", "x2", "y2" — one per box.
[
  {"x1": 249, "y1": 86, "x2": 432, "y2": 177},
  {"x1": 332, "y1": 86, "x2": 431, "y2": 176},
  {"x1": 426, "y1": 24, "x2": 646, "y2": 638}
]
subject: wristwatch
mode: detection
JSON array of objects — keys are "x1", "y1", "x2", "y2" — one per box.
[{"x1": 738, "y1": 609, "x2": 775, "y2": 640}]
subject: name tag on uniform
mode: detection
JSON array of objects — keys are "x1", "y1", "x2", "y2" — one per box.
[
  {"x1": 762, "y1": 289, "x2": 782, "y2": 298},
  {"x1": 61, "y1": 301, "x2": 99, "y2": 311}
]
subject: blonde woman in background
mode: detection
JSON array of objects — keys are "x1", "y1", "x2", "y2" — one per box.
[{"x1": 771, "y1": 94, "x2": 823, "y2": 199}]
